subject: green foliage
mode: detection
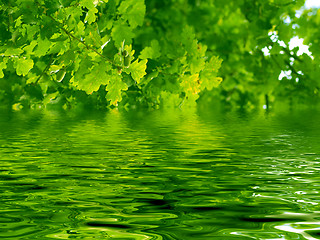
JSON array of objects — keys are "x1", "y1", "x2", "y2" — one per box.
[
  {"x1": 0, "y1": 58, "x2": 8, "y2": 78},
  {"x1": 15, "y1": 58, "x2": 34, "y2": 76},
  {"x1": 186, "y1": 0, "x2": 317, "y2": 109},
  {"x1": 106, "y1": 73, "x2": 128, "y2": 105},
  {"x1": 128, "y1": 59, "x2": 147, "y2": 83},
  {"x1": 118, "y1": 0, "x2": 145, "y2": 28},
  {"x1": 201, "y1": 57, "x2": 223, "y2": 91},
  {"x1": 139, "y1": 40, "x2": 160, "y2": 60},
  {"x1": 0, "y1": 0, "x2": 318, "y2": 110},
  {"x1": 72, "y1": 61, "x2": 111, "y2": 94},
  {"x1": 0, "y1": 0, "x2": 223, "y2": 109}
]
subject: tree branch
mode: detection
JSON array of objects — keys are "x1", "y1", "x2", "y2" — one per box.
[{"x1": 34, "y1": 54, "x2": 54, "y2": 85}]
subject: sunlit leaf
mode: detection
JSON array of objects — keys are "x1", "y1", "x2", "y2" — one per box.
[
  {"x1": 106, "y1": 73, "x2": 128, "y2": 105},
  {"x1": 180, "y1": 74, "x2": 201, "y2": 96},
  {"x1": 15, "y1": 58, "x2": 34, "y2": 76},
  {"x1": 3, "y1": 48, "x2": 24, "y2": 56},
  {"x1": 75, "y1": 61, "x2": 111, "y2": 94},
  {"x1": 34, "y1": 37, "x2": 52, "y2": 57},
  {"x1": 200, "y1": 56, "x2": 223, "y2": 90},
  {"x1": 0, "y1": 59, "x2": 8, "y2": 78},
  {"x1": 111, "y1": 22, "x2": 134, "y2": 48},
  {"x1": 85, "y1": 8, "x2": 98, "y2": 24},
  {"x1": 129, "y1": 59, "x2": 148, "y2": 84}
]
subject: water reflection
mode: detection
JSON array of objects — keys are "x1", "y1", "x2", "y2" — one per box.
[{"x1": 1, "y1": 108, "x2": 320, "y2": 239}]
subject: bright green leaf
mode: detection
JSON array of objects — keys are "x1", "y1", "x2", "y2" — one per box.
[
  {"x1": 3, "y1": 48, "x2": 24, "y2": 56},
  {"x1": 49, "y1": 65, "x2": 61, "y2": 73},
  {"x1": 15, "y1": 58, "x2": 34, "y2": 76},
  {"x1": 80, "y1": 0, "x2": 95, "y2": 9},
  {"x1": 43, "y1": 92, "x2": 59, "y2": 105},
  {"x1": 74, "y1": 61, "x2": 111, "y2": 94},
  {"x1": 23, "y1": 40, "x2": 38, "y2": 55},
  {"x1": 15, "y1": 16, "x2": 23, "y2": 27},
  {"x1": 111, "y1": 22, "x2": 134, "y2": 48},
  {"x1": 34, "y1": 37, "x2": 52, "y2": 57},
  {"x1": 85, "y1": 8, "x2": 98, "y2": 24},
  {"x1": 106, "y1": 73, "x2": 128, "y2": 105},
  {"x1": 129, "y1": 59, "x2": 148, "y2": 83},
  {"x1": 77, "y1": 21, "x2": 85, "y2": 35},
  {"x1": 180, "y1": 74, "x2": 201, "y2": 96},
  {"x1": 200, "y1": 56, "x2": 223, "y2": 90},
  {"x1": 48, "y1": 41, "x2": 67, "y2": 55},
  {"x1": 26, "y1": 72, "x2": 39, "y2": 84},
  {"x1": 0, "y1": 59, "x2": 8, "y2": 78}
]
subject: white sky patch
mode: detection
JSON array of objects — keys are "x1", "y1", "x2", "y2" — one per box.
[
  {"x1": 288, "y1": 36, "x2": 313, "y2": 57},
  {"x1": 279, "y1": 70, "x2": 292, "y2": 80},
  {"x1": 261, "y1": 32, "x2": 287, "y2": 56},
  {"x1": 274, "y1": 0, "x2": 318, "y2": 82},
  {"x1": 295, "y1": 9, "x2": 304, "y2": 18},
  {"x1": 305, "y1": 0, "x2": 320, "y2": 8},
  {"x1": 263, "y1": 32, "x2": 312, "y2": 59},
  {"x1": 262, "y1": 46, "x2": 270, "y2": 56},
  {"x1": 269, "y1": 31, "x2": 287, "y2": 47},
  {"x1": 283, "y1": 16, "x2": 292, "y2": 24}
]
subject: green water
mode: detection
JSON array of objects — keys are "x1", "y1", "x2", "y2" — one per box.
[{"x1": 1, "y1": 108, "x2": 320, "y2": 240}]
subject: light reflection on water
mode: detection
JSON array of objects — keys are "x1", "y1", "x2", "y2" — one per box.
[{"x1": 1, "y1": 108, "x2": 320, "y2": 239}]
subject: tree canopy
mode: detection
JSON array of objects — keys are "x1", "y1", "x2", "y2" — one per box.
[{"x1": 0, "y1": 0, "x2": 318, "y2": 110}]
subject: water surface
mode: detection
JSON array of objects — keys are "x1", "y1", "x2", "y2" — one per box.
[{"x1": 1, "y1": 108, "x2": 320, "y2": 239}]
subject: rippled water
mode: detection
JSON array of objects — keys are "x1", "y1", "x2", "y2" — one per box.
[{"x1": 1, "y1": 108, "x2": 320, "y2": 239}]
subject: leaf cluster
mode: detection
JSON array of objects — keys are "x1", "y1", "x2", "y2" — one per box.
[
  {"x1": 1, "y1": 0, "x2": 318, "y2": 110},
  {"x1": 0, "y1": 0, "x2": 222, "y2": 110}
]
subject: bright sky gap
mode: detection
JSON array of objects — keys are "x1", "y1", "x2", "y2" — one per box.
[{"x1": 263, "y1": 0, "x2": 320, "y2": 81}]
